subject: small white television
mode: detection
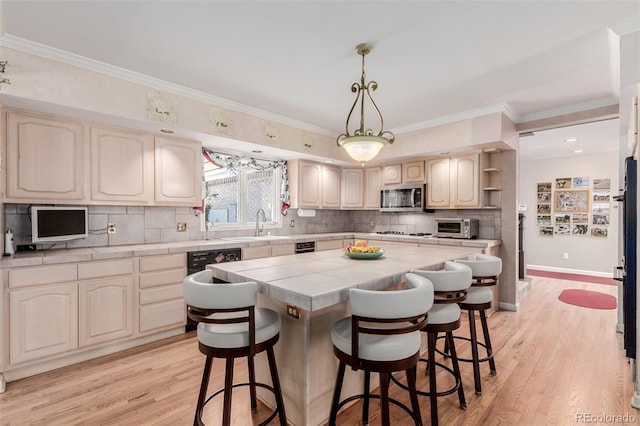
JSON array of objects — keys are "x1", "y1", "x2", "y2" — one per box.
[{"x1": 31, "y1": 206, "x2": 89, "y2": 243}]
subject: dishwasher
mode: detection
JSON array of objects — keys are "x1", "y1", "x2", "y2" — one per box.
[{"x1": 185, "y1": 247, "x2": 242, "y2": 332}]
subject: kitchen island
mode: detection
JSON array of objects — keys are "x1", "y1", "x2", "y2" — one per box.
[{"x1": 207, "y1": 244, "x2": 485, "y2": 426}]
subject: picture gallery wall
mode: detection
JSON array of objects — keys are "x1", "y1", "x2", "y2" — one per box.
[{"x1": 536, "y1": 176, "x2": 610, "y2": 238}]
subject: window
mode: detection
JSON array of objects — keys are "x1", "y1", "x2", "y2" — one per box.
[{"x1": 202, "y1": 156, "x2": 283, "y2": 230}]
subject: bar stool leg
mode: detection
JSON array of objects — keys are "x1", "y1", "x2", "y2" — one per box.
[
  {"x1": 266, "y1": 347, "x2": 287, "y2": 425},
  {"x1": 222, "y1": 358, "x2": 234, "y2": 426},
  {"x1": 468, "y1": 310, "x2": 482, "y2": 395},
  {"x1": 405, "y1": 367, "x2": 423, "y2": 426},
  {"x1": 479, "y1": 310, "x2": 497, "y2": 375},
  {"x1": 194, "y1": 356, "x2": 213, "y2": 426},
  {"x1": 446, "y1": 331, "x2": 467, "y2": 409},
  {"x1": 380, "y1": 372, "x2": 391, "y2": 426},
  {"x1": 329, "y1": 362, "x2": 346, "y2": 426},
  {"x1": 362, "y1": 370, "x2": 371, "y2": 425},
  {"x1": 247, "y1": 355, "x2": 257, "y2": 411},
  {"x1": 428, "y1": 332, "x2": 438, "y2": 426}
]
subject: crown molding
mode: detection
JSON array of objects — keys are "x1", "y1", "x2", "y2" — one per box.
[
  {"x1": 391, "y1": 103, "x2": 517, "y2": 134},
  {"x1": 517, "y1": 97, "x2": 618, "y2": 124},
  {"x1": 0, "y1": 35, "x2": 335, "y2": 137}
]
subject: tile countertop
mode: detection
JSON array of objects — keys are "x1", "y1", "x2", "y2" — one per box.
[
  {"x1": 207, "y1": 245, "x2": 484, "y2": 312},
  {"x1": 0, "y1": 232, "x2": 500, "y2": 269}
]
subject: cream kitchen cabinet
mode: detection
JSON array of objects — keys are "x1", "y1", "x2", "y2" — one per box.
[
  {"x1": 382, "y1": 161, "x2": 425, "y2": 185},
  {"x1": 154, "y1": 136, "x2": 202, "y2": 206},
  {"x1": 79, "y1": 277, "x2": 134, "y2": 347},
  {"x1": 382, "y1": 164, "x2": 402, "y2": 184},
  {"x1": 8, "y1": 264, "x2": 79, "y2": 365},
  {"x1": 341, "y1": 168, "x2": 364, "y2": 209},
  {"x1": 5, "y1": 111, "x2": 87, "y2": 203},
  {"x1": 90, "y1": 126, "x2": 154, "y2": 204},
  {"x1": 77, "y1": 259, "x2": 134, "y2": 347},
  {"x1": 288, "y1": 160, "x2": 342, "y2": 209},
  {"x1": 402, "y1": 160, "x2": 425, "y2": 183},
  {"x1": 9, "y1": 283, "x2": 78, "y2": 365},
  {"x1": 364, "y1": 167, "x2": 382, "y2": 209},
  {"x1": 322, "y1": 165, "x2": 341, "y2": 208},
  {"x1": 426, "y1": 153, "x2": 480, "y2": 208},
  {"x1": 7, "y1": 259, "x2": 134, "y2": 365},
  {"x1": 138, "y1": 254, "x2": 186, "y2": 334}
]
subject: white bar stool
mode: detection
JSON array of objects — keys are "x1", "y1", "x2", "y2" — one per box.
[
  {"x1": 407, "y1": 261, "x2": 472, "y2": 426},
  {"x1": 455, "y1": 253, "x2": 501, "y2": 395},
  {"x1": 328, "y1": 272, "x2": 434, "y2": 426},
  {"x1": 183, "y1": 269, "x2": 287, "y2": 426}
]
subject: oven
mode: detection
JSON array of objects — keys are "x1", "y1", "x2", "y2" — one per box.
[
  {"x1": 185, "y1": 247, "x2": 242, "y2": 332},
  {"x1": 436, "y1": 218, "x2": 479, "y2": 239},
  {"x1": 295, "y1": 241, "x2": 315, "y2": 253}
]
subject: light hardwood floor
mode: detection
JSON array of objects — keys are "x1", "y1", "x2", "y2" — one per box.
[{"x1": 0, "y1": 277, "x2": 637, "y2": 425}]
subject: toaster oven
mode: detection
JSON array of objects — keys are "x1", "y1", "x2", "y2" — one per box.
[{"x1": 436, "y1": 218, "x2": 479, "y2": 239}]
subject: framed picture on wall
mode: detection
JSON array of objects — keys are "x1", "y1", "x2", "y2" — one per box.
[
  {"x1": 555, "y1": 189, "x2": 589, "y2": 212},
  {"x1": 537, "y1": 182, "x2": 552, "y2": 193},
  {"x1": 556, "y1": 178, "x2": 571, "y2": 189}
]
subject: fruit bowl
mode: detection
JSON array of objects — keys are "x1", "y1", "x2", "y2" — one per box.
[{"x1": 345, "y1": 249, "x2": 384, "y2": 259}]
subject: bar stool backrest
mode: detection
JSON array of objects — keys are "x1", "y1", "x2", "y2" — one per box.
[
  {"x1": 346, "y1": 274, "x2": 433, "y2": 367},
  {"x1": 410, "y1": 261, "x2": 472, "y2": 303},
  {"x1": 183, "y1": 269, "x2": 257, "y2": 310},
  {"x1": 456, "y1": 254, "x2": 502, "y2": 286}
]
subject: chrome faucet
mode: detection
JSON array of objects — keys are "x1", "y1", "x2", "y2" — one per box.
[{"x1": 255, "y1": 208, "x2": 266, "y2": 236}]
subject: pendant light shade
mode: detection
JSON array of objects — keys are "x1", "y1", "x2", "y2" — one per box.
[{"x1": 337, "y1": 43, "x2": 394, "y2": 163}]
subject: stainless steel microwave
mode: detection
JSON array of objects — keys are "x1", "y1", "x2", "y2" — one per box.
[
  {"x1": 436, "y1": 218, "x2": 479, "y2": 239},
  {"x1": 380, "y1": 184, "x2": 425, "y2": 212}
]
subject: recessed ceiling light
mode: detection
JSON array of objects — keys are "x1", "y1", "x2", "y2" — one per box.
[
  {"x1": 325, "y1": 160, "x2": 334, "y2": 163},
  {"x1": 160, "y1": 129, "x2": 174, "y2": 134},
  {"x1": 565, "y1": 138, "x2": 578, "y2": 143},
  {"x1": 574, "y1": 149, "x2": 583, "y2": 153}
]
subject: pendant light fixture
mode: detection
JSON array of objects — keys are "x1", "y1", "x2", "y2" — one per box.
[{"x1": 337, "y1": 43, "x2": 394, "y2": 163}]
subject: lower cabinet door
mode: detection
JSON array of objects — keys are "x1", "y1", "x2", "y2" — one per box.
[
  {"x1": 79, "y1": 277, "x2": 134, "y2": 347},
  {"x1": 139, "y1": 299, "x2": 186, "y2": 333},
  {"x1": 10, "y1": 283, "x2": 79, "y2": 364}
]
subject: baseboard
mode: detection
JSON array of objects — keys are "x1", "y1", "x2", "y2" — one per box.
[
  {"x1": 526, "y1": 265, "x2": 618, "y2": 285},
  {"x1": 526, "y1": 264, "x2": 613, "y2": 278},
  {"x1": 499, "y1": 301, "x2": 519, "y2": 311}
]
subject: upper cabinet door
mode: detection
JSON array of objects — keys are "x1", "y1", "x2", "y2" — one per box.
[
  {"x1": 6, "y1": 112, "x2": 86, "y2": 202},
  {"x1": 451, "y1": 153, "x2": 480, "y2": 207},
  {"x1": 90, "y1": 126, "x2": 154, "y2": 204},
  {"x1": 364, "y1": 167, "x2": 382, "y2": 209},
  {"x1": 426, "y1": 158, "x2": 450, "y2": 207},
  {"x1": 322, "y1": 165, "x2": 341, "y2": 208},
  {"x1": 341, "y1": 168, "x2": 364, "y2": 209},
  {"x1": 154, "y1": 136, "x2": 202, "y2": 206},
  {"x1": 402, "y1": 160, "x2": 425, "y2": 183},
  {"x1": 382, "y1": 164, "x2": 402, "y2": 185}
]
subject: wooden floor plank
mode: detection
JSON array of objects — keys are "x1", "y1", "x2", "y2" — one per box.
[{"x1": 0, "y1": 277, "x2": 637, "y2": 425}]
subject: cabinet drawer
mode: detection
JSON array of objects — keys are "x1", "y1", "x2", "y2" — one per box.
[
  {"x1": 139, "y1": 254, "x2": 185, "y2": 272},
  {"x1": 78, "y1": 259, "x2": 134, "y2": 280},
  {"x1": 139, "y1": 268, "x2": 186, "y2": 289},
  {"x1": 139, "y1": 299, "x2": 185, "y2": 333},
  {"x1": 316, "y1": 240, "x2": 344, "y2": 251},
  {"x1": 242, "y1": 246, "x2": 271, "y2": 260},
  {"x1": 9, "y1": 264, "x2": 77, "y2": 289},
  {"x1": 140, "y1": 284, "x2": 183, "y2": 305},
  {"x1": 271, "y1": 244, "x2": 295, "y2": 257}
]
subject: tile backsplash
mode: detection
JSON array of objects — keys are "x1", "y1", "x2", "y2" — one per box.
[{"x1": 3, "y1": 204, "x2": 500, "y2": 250}]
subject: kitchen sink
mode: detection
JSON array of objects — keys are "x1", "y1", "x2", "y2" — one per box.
[{"x1": 221, "y1": 235, "x2": 292, "y2": 242}]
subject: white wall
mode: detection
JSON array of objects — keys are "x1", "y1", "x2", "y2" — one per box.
[{"x1": 519, "y1": 150, "x2": 619, "y2": 275}]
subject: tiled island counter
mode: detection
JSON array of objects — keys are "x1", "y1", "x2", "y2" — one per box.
[{"x1": 208, "y1": 244, "x2": 490, "y2": 426}]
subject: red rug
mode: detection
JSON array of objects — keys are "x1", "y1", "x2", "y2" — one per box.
[{"x1": 558, "y1": 289, "x2": 617, "y2": 309}]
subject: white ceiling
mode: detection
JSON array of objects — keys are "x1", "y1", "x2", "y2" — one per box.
[{"x1": 1, "y1": 1, "x2": 638, "y2": 161}]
